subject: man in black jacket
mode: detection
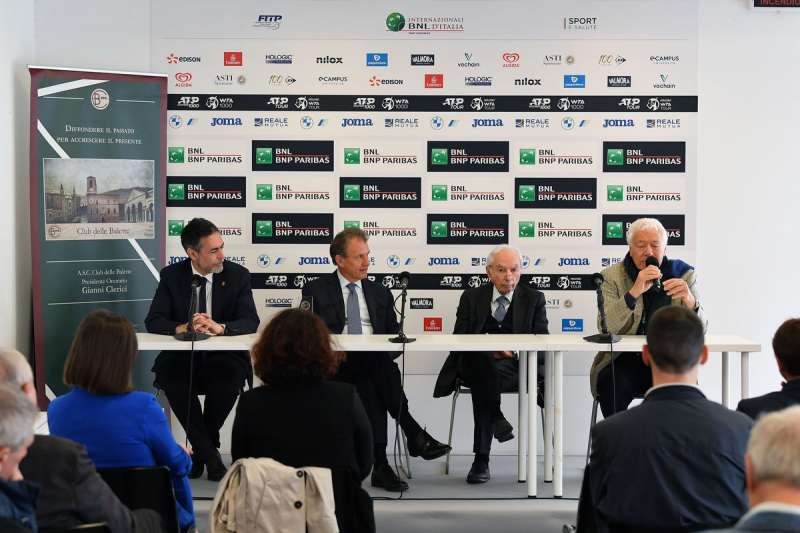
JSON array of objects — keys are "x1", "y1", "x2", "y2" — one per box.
[
  {"x1": 145, "y1": 218, "x2": 259, "y2": 481},
  {"x1": 0, "y1": 348, "x2": 161, "y2": 532},
  {"x1": 434, "y1": 245, "x2": 548, "y2": 484},
  {"x1": 738, "y1": 318, "x2": 800, "y2": 419},
  {"x1": 577, "y1": 306, "x2": 752, "y2": 533},
  {"x1": 301, "y1": 228, "x2": 450, "y2": 492}
]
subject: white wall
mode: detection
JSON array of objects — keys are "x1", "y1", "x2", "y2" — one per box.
[{"x1": 24, "y1": 0, "x2": 800, "y2": 456}]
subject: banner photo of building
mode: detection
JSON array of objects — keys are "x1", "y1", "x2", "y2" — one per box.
[{"x1": 29, "y1": 67, "x2": 167, "y2": 403}]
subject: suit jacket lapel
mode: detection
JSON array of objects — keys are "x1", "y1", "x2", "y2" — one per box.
[
  {"x1": 180, "y1": 260, "x2": 194, "y2": 314},
  {"x1": 327, "y1": 271, "x2": 346, "y2": 328},
  {"x1": 361, "y1": 279, "x2": 379, "y2": 330},
  {"x1": 512, "y1": 286, "x2": 529, "y2": 333},
  {"x1": 211, "y1": 266, "x2": 225, "y2": 319},
  {"x1": 474, "y1": 283, "x2": 493, "y2": 333}
]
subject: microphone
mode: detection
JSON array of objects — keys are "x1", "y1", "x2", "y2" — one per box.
[
  {"x1": 299, "y1": 296, "x2": 314, "y2": 312},
  {"x1": 584, "y1": 272, "x2": 620, "y2": 344},
  {"x1": 397, "y1": 271, "x2": 410, "y2": 290},
  {"x1": 591, "y1": 272, "x2": 604, "y2": 289},
  {"x1": 389, "y1": 272, "x2": 415, "y2": 344},
  {"x1": 174, "y1": 274, "x2": 210, "y2": 341},
  {"x1": 645, "y1": 256, "x2": 662, "y2": 291}
]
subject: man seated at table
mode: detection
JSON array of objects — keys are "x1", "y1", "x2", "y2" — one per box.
[
  {"x1": 700, "y1": 405, "x2": 800, "y2": 533},
  {"x1": 434, "y1": 245, "x2": 548, "y2": 484},
  {"x1": 577, "y1": 306, "x2": 752, "y2": 532},
  {"x1": 145, "y1": 217, "x2": 259, "y2": 481},
  {"x1": 738, "y1": 318, "x2": 800, "y2": 420},
  {"x1": 301, "y1": 227, "x2": 450, "y2": 492},
  {"x1": 591, "y1": 217, "x2": 706, "y2": 418}
]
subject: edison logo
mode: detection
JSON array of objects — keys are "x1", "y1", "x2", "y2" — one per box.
[
  {"x1": 168, "y1": 183, "x2": 185, "y2": 201},
  {"x1": 256, "y1": 184, "x2": 273, "y2": 200},
  {"x1": 255, "y1": 147, "x2": 273, "y2": 165},
  {"x1": 606, "y1": 149, "x2": 624, "y2": 166},
  {"x1": 430, "y1": 221, "x2": 448, "y2": 238},
  {"x1": 344, "y1": 148, "x2": 361, "y2": 164},
  {"x1": 607, "y1": 185, "x2": 623, "y2": 201},
  {"x1": 168, "y1": 147, "x2": 184, "y2": 163},
  {"x1": 605, "y1": 221, "x2": 623, "y2": 239},
  {"x1": 519, "y1": 149, "x2": 536, "y2": 165},
  {"x1": 343, "y1": 184, "x2": 361, "y2": 201},
  {"x1": 255, "y1": 220, "x2": 273, "y2": 237},
  {"x1": 518, "y1": 185, "x2": 535, "y2": 202},
  {"x1": 518, "y1": 221, "x2": 535, "y2": 238},
  {"x1": 168, "y1": 220, "x2": 184, "y2": 236},
  {"x1": 432, "y1": 185, "x2": 448, "y2": 201},
  {"x1": 431, "y1": 148, "x2": 448, "y2": 165}
]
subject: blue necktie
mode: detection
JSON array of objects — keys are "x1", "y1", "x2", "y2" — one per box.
[
  {"x1": 346, "y1": 283, "x2": 363, "y2": 334},
  {"x1": 493, "y1": 295, "x2": 509, "y2": 322}
]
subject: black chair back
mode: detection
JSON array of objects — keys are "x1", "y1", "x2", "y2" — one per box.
[
  {"x1": 97, "y1": 466, "x2": 180, "y2": 533},
  {"x1": 41, "y1": 523, "x2": 111, "y2": 533}
]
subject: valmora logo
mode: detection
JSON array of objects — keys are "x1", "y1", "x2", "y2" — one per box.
[
  {"x1": 411, "y1": 54, "x2": 434, "y2": 66},
  {"x1": 251, "y1": 213, "x2": 334, "y2": 244},
  {"x1": 602, "y1": 214, "x2": 685, "y2": 246},
  {"x1": 423, "y1": 317, "x2": 443, "y2": 332},
  {"x1": 518, "y1": 220, "x2": 593, "y2": 239},
  {"x1": 427, "y1": 141, "x2": 509, "y2": 173},
  {"x1": 608, "y1": 75, "x2": 631, "y2": 88},
  {"x1": 410, "y1": 298, "x2": 434, "y2": 310},
  {"x1": 224, "y1": 51, "x2": 243, "y2": 66},
  {"x1": 252, "y1": 140, "x2": 334, "y2": 172},
  {"x1": 515, "y1": 178, "x2": 597, "y2": 209},
  {"x1": 340, "y1": 177, "x2": 421, "y2": 208},
  {"x1": 425, "y1": 74, "x2": 444, "y2": 88},
  {"x1": 603, "y1": 142, "x2": 686, "y2": 173},
  {"x1": 426, "y1": 214, "x2": 508, "y2": 245},
  {"x1": 166, "y1": 176, "x2": 246, "y2": 207}
]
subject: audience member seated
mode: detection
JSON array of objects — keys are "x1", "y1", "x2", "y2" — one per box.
[
  {"x1": 0, "y1": 349, "x2": 162, "y2": 532},
  {"x1": 577, "y1": 306, "x2": 752, "y2": 533},
  {"x1": 0, "y1": 383, "x2": 38, "y2": 532},
  {"x1": 47, "y1": 310, "x2": 195, "y2": 532},
  {"x1": 700, "y1": 405, "x2": 800, "y2": 532},
  {"x1": 738, "y1": 318, "x2": 800, "y2": 420},
  {"x1": 231, "y1": 308, "x2": 375, "y2": 533}
]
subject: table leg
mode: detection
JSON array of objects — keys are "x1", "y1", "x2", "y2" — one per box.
[
  {"x1": 527, "y1": 350, "x2": 538, "y2": 498},
  {"x1": 554, "y1": 350, "x2": 563, "y2": 498},
  {"x1": 544, "y1": 350, "x2": 554, "y2": 483},
  {"x1": 741, "y1": 352, "x2": 750, "y2": 401},
  {"x1": 518, "y1": 350, "x2": 528, "y2": 483},
  {"x1": 722, "y1": 351, "x2": 730, "y2": 407}
]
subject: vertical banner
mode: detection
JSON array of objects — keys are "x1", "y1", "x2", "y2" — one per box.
[{"x1": 29, "y1": 67, "x2": 167, "y2": 404}]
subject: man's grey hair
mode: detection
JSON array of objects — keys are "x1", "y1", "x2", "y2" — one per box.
[
  {"x1": 626, "y1": 217, "x2": 668, "y2": 247},
  {"x1": 0, "y1": 383, "x2": 36, "y2": 450},
  {"x1": 0, "y1": 349, "x2": 33, "y2": 386},
  {"x1": 748, "y1": 405, "x2": 800, "y2": 488},
  {"x1": 487, "y1": 245, "x2": 522, "y2": 267}
]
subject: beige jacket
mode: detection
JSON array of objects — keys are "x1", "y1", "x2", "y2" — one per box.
[
  {"x1": 589, "y1": 261, "x2": 706, "y2": 397},
  {"x1": 210, "y1": 458, "x2": 338, "y2": 533}
]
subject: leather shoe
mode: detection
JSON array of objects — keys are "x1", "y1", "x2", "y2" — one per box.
[
  {"x1": 371, "y1": 463, "x2": 408, "y2": 492},
  {"x1": 493, "y1": 416, "x2": 514, "y2": 443},
  {"x1": 188, "y1": 458, "x2": 204, "y2": 479},
  {"x1": 408, "y1": 430, "x2": 451, "y2": 460},
  {"x1": 206, "y1": 450, "x2": 227, "y2": 482},
  {"x1": 466, "y1": 459, "x2": 490, "y2": 484}
]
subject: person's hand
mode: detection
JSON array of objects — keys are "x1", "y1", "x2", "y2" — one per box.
[
  {"x1": 175, "y1": 323, "x2": 188, "y2": 335},
  {"x1": 192, "y1": 313, "x2": 224, "y2": 335},
  {"x1": 663, "y1": 278, "x2": 696, "y2": 309},
  {"x1": 629, "y1": 265, "x2": 662, "y2": 298},
  {"x1": 491, "y1": 351, "x2": 514, "y2": 360},
  {"x1": 178, "y1": 443, "x2": 192, "y2": 456}
]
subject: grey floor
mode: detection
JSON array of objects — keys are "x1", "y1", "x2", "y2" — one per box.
[{"x1": 192, "y1": 455, "x2": 583, "y2": 532}]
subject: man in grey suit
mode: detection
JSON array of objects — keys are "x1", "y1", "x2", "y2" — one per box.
[
  {"x1": 434, "y1": 245, "x2": 548, "y2": 484},
  {"x1": 700, "y1": 405, "x2": 800, "y2": 533}
]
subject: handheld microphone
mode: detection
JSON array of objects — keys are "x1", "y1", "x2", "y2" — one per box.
[
  {"x1": 645, "y1": 256, "x2": 662, "y2": 291},
  {"x1": 174, "y1": 274, "x2": 210, "y2": 341},
  {"x1": 591, "y1": 272, "x2": 604, "y2": 289},
  {"x1": 397, "y1": 271, "x2": 410, "y2": 290}
]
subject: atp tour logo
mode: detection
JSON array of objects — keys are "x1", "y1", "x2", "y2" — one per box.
[
  {"x1": 252, "y1": 141, "x2": 334, "y2": 172},
  {"x1": 515, "y1": 178, "x2": 597, "y2": 209},
  {"x1": 602, "y1": 214, "x2": 685, "y2": 246},
  {"x1": 251, "y1": 213, "x2": 334, "y2": 244},
  {"x1": 426, "y1": 214, "x2": 508, "y2": 245},
  {"x1": 603, "y1": 142, "x2": 686, "y2": 173},
  {"x1": 339, "y1": 178, "x2": 421, "y2": 208},
  {"x1": 427, "y1": 141, "x2": 509, "y2": 173}
]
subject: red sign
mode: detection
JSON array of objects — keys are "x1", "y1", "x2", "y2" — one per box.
[
  {"x1": 423, "y1": 317, "x2": 443, "y2": 332},
  {"x1": 425, "y1": 74, "x2": 444, "y2": 89},
  {"x1": 224, "y1": 51, "x2": 243, "y2": 66}
]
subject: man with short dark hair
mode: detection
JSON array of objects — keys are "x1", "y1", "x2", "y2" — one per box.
[
  {"x1": 737, "y1": 318, "x2": 800, "y2": 419},
  {"x1": 577, "y1": 306, "x2": 752, "y2": 532},
  {"x1": 146, "y1": 217, "x2": 259, "y2": 481},
  {"x1": 302, "y1": 228, "x2": 450, "y2": 492}
]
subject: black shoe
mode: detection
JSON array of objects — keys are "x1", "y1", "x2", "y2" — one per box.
[
  {"x1": 370, "y1": 463, "x2": 409, "y2": 492},
  {"x1": 493, "y1": 416, "x2": 514, "y2": 443},
  {"x1": 408, "y1": 430, "x2": 451, "y2": 460},
  {"x1": 466, "y1": 458, "x2": 491, "y2": 484},
  {"x1": 188, "y1": 458, "x2": 204, "y2": 479},
  {"x1": 206, "y1": 450, "x2": 227, "y2": 482}
]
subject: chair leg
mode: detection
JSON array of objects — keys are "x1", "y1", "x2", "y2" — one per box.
[
  {"x1": 585, "y1": 398, "x2": 599, "y2": 467},
  {"x1": 445, "y1": 388, "x2": 460, "y2": 475},
  {"x1": 401, "y1": 431, "x2": 412, "y2": 479}
]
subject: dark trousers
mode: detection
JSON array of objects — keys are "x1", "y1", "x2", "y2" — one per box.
[
  {"x1": 596, "y1": 351, "x2": 653, "y2": 418},
  {"x1": 154, "y1": 351, "x2": 248, "y2": 461},
  {"x1": 336, "y1": 352, "x2": 422, "y2": 464}
]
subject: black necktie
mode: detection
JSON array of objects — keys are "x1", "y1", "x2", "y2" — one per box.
[{"x1": 198, "y1": 280, "x2": 207, "y2": 314}]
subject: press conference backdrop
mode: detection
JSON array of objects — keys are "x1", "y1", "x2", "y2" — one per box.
[{"x1": 153, "y1": 0, "x2": 697, "y2": 454}]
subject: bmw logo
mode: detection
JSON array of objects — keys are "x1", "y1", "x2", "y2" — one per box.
[
  {"x1": 300, "y1": 116, "x2": 313, "y2": 129},
  {"x1": 257, "y1": 255, "x2": 270, "y2": 267},
  {"x1": 431, "y1": 116, "x2": 444, "y2": 130},
  {"x1": 387, "y1": 255, "x2": 400, "y2": 268}
]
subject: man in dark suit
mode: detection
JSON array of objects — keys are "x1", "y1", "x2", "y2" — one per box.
[
  {"x1": 0, "y1": 348, "x2": 161, "y2": 532},
  {"x1": 737, "y1": 318, "x2": 800, "y2": 420},
  {"x1": 700, "y1": 406, "x2": 800, "y2": 533},
  {"x1": 433, "y1": 245, "x2": 548, "y2": 484},
  {"x1": 577, "y1": 306, "x2": 752, "y2": 533},
  {"x1": 145, "y1": 218, "x2": 259, "y2": 481},
  {"x1": 301, "y1": 227, "x2": 450, "y2": 492}
]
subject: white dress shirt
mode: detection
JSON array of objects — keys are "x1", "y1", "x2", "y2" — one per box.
[
  {"x1": 337, "y1": 270, "x2": 373, "y2": 335},
  {"x1": 491, "y1": 286, "x2": 514, "y2": 317}
]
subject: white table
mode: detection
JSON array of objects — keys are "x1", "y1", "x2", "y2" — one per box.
[{"x1": 136, "y1": 332, "x2": 759, "y2": 498}]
